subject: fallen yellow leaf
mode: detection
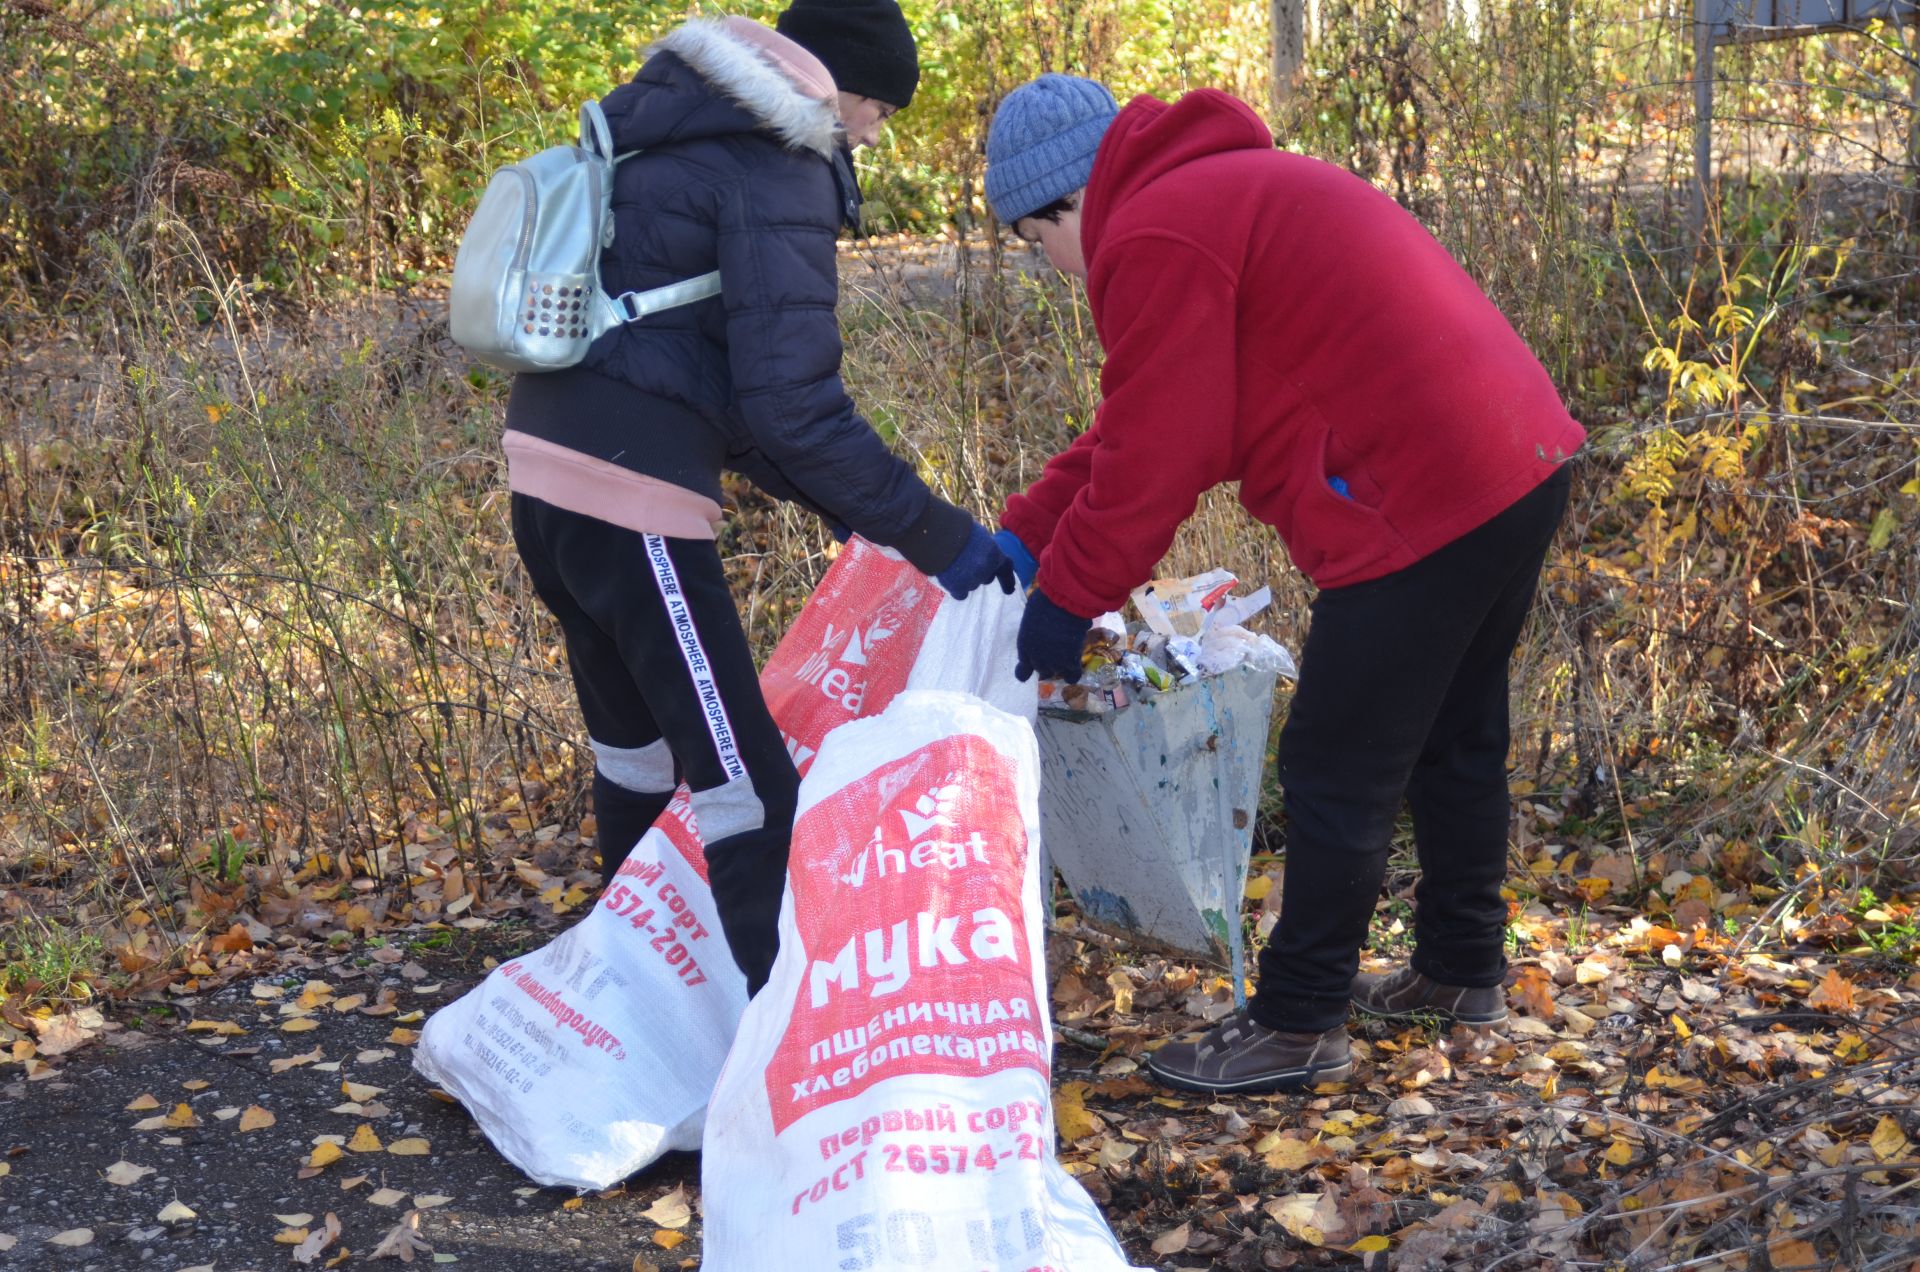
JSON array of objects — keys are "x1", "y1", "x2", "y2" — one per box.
[
  {"x1": 1769, "y1": 1237, "x2": 1819, "y2": 1268},
  {"x1": 282, "y1": 1018, "x2": 320, "y2": 1034},
  {"x1": 1870, "y1": 1115, "x2": 1910, "y2": 1162},
  {"x1": 238, "y1": 1105, "x2": 276, "y2": 1133},
  {"x1": 387, "y1": 1137, "x2": 431, "y2": 1156},
  {"x1": 1264, "y1": 1138, "x2": 1314, "y2": 1171},
  {"x1": 1150, "y1": 1222, "x2": 1190, "y2": 1255},
  {"x1": 387, "y1": 1028, "x2": 420, "y2": 1046},
  {"x1": 1053, "y1": 1082, "x2": 1103, "y2": 1142},
  {"x1": 271, "y1": 1046, "x2": 325, "y2": 1074},
  {"x1": 308, "y1": 1142, "x2": 345, "y2": 1169},
  {"x1": 296, "y1": 981, "x2": 335, "y2": 1008},
  {"x1": 164, "y1": 1103, "x2": 198, "y2": 1129},
  {"x1": 1805, "y1": 968, "x2": 1857, "y2": 1014},
  {"x1": 347, "y1": 1125, "x2": 384, "y2": 1153},
  {"x1": 640, "y1": 1185, "x2": 692, "y2": 1229},
  {"x1": 1349, "y1": 1234, "x2": 1391, "y2": 1254},
  {"x1": 1603, "y1": 1139, "x2": 1634, "y2": 1166},
  {"x1": 652, "y1": 1230, "x2": 686, "y2": 1250},
  {"x1": 1643, "y1": 1066, "x2": 1706, "y2": 1095},
  {"x1": 126, "y1": 1093, "x2": 160, "y2": 1112}
]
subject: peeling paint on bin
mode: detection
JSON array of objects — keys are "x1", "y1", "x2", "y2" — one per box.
[
  {"x1": 1078, "y1": 886, "x2": 1142, "y2": 931},
  {"x1": 1036, "y1": 663, "x2": 1280, "y2": 1005}
]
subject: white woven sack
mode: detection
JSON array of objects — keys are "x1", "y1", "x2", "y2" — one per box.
[{"x1": 701, "y1": 690, "x2": 1145, "y2": 1272}]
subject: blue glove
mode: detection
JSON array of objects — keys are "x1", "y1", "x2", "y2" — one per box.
[
  {"x1": 1015, "y1": 588, "x2": 1092, "y2": 683},
  {"x1": 992, "y1": 529, "x2": 1038, "y2": 590},
  {"x1": 936, "y1": 523, "x2": 1016, "y2": 600}
]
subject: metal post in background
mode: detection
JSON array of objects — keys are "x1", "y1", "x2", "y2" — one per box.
[
  {"x1": 1693, "y1": 0, "x2": 1717, "y2": 239},
  {"x1": 1693, "y1": 2, "x2": 1920, "y2": 236},
  {"x1": 1271, "y1": 0, "x2": 1307, "y2": 115}
]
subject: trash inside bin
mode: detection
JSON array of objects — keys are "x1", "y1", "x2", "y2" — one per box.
[{"x1": 1034, "y1": 575, "x2": 1294, "y2": 1005}]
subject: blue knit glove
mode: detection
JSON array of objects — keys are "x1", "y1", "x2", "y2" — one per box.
[
  {"x1": 992, "y1": 529, "x2": 1038, "y2": 590},
  {"x1": 936, "y1": 523, "x2": 1016, "y2": 600},
  {"x1": 1015, "y1": 588, "x2": 1093, "y2": 683}
]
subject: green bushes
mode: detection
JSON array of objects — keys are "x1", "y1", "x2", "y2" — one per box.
[
  {"x1": 2, "y1": 0, "x2": 694, "y2": 299},
  {"x1": 0, "y1": 0, "x2": 1273, "y2": 307}
]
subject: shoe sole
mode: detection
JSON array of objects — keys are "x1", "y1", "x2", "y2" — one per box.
[
  {"x1": 1352, "y1": 998, "x2": 1508, "y2": 1027},
  {"x1": 1145, "y1": 1057, "x2": 1353, "y2": 1096}
]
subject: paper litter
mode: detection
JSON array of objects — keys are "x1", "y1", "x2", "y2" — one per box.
[{"x1": 1038, "y1": 571, "x2": 1297, "y2": 714}]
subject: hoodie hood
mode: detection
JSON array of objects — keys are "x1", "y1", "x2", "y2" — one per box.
[
  {"x1": 1080, "y1": 89, "x2": 1274, "y2": 261},
  {"x1": 606, "y1": 17, "x2": 842, "y2": 160}
]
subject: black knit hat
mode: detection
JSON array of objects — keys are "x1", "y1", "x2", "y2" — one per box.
[{"x1": 776, "y1": 0, "x2": 920, "y2": 108}]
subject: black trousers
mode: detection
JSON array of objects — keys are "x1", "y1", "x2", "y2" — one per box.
[
  {"x1": 511, "y1": 495, "x2": 799, "y2": 994},
  {"x1": 1248, "y1": 468, "x2": 1570, "y2": 1034}
]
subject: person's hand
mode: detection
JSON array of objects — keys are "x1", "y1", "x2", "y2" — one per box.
[
  {"x1": 935, "y1": 523, "x2": 1016, "y2": 600},
  {"x1": 1015, "y1": 588, "x2": 1092, "y2": 683},
  {"x1": 992, "y1": 528, "x2": 1038, "y2": 590}
]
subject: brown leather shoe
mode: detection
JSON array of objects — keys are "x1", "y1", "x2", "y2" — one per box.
[
  {"x1": 1145, "y1": 1012, "x2": 1352, "y2": 1094},
  {"x1": 1350, "y1": 964, "x2": 1508, "y2": 1025}
]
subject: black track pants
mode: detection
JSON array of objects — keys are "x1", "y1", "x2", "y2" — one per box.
[
  {"x1": 511, "y1": 494, "x2": 799, "y2": 995},
  {"x1": 1248, "y1": 468, "x2": 1571, "y2": 1034}
]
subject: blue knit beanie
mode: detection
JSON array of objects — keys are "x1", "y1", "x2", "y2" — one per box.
[{"x1": 984, "y1": 74, "x2": 1119, "y2": 224}]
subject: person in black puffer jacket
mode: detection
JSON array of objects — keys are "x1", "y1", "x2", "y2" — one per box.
[{"x1": 504, "y1": 1, "x2": 1013, "y2": 996}]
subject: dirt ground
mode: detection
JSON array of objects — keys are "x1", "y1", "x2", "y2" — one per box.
[{"x1": 0, "y1": 928, "x2": 720, "y2": 1272}]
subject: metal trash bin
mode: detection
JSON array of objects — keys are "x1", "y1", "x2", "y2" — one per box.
[{"x1": 1036, "y1": 662, "x2": 1281, "y2": 1005}]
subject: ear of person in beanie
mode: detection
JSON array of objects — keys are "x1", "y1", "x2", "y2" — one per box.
[
  {"x1": 775, "y1": 0, "x2": 920, "y2": 108},
  {"x1": 984, "y1": 73, "x2": 1119, "y2": 225}
]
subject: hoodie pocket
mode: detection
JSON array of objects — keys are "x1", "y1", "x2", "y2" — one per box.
[{"x1": 1285, "y1": 423, "x2": 1391, "y2": 582}]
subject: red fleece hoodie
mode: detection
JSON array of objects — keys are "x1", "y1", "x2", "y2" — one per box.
[{"x1": 1001, "y1": 90, "x2": 1585, "y2": 619}]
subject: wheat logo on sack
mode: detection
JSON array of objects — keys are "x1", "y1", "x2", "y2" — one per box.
[
  {"x1": 762, "y1": 541, "x2": 944, "y2": 773},
  {"x1": 764, "y1": 734, "x2": 1043, "y2": 1131}
]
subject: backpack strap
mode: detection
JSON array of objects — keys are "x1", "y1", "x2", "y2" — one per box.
[
  {"x1": 578, "y1": 96, "x2": 721, "y2": 325},
  {"x1": 579, "y1": 100, "x2": 616, "y2": 161},
  {"x1": 609, "y1": 272, "x2": 724, "y2": 323}
]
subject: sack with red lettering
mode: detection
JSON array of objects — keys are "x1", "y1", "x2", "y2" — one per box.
[
  {"x1": 761, "y1": 536, "x2": 1032, "y2": 741},
  {"x1": 415, "y1": 540, "x2": 1026, "y2": 1190},
  {"x1": 701, "y1": 690, "x2": 1144, "y2": 1272},
  {"x1": 413, "y1": 789, "x2": 743, "y2": 1190}
]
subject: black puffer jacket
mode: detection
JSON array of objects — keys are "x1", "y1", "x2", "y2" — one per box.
[{"x1": 503, "y1": 17, "x2": 969, "y2": 573}]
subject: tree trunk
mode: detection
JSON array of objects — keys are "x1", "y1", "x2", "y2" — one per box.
[{"x1": 1271, "y1": 0, "x2": 1307, "y2": 113}]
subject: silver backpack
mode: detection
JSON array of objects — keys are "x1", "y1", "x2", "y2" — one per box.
[{"x1": 448, "y1": 101, "x2": 721, "y2": 373}]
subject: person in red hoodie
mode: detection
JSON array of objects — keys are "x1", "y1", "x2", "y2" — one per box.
[{"x1": 984, "y1": 75, "x2": 1585, "y2": 1093}]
